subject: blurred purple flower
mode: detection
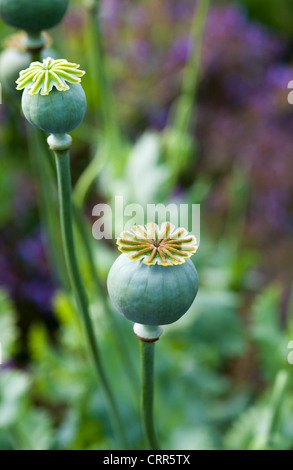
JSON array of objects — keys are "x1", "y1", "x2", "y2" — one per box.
[
  {"x1": 266, "y1": 189, "x2": 291, "y2": 229},
  {"x1": 63, "y1": 5, "x2": 86, "y2": 36},
  {"x1": 101, "y1": 0, "x2": 120, "y2": 26},
  {"x1": 0, "y1": 252, "x2": 18, "y2": 289},
  {"x1": 0, "y1": 229, "x2": 55, "y2": 314},
  {"x1": 169, "y1": 35, "x2": 193, "y2": 64},
  {"x1": 132, "y1": 39, "x2": 150, "y2": 63},
  {"x1": 0, "y1": 359, "x2": 16, "y2": 370},
  {"x1": 149, "y1": 107, "x2": 169, "y2": 130},
  {"x1": 18, "y1": 231, "x2": 50, "y2": 276},
  {"x1": 21, "y1": 279, "x2": 55, "y2": 308}
]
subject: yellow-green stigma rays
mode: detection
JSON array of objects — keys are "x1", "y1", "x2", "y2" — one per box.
[
  {"x1": 117, "y1": 222, "x2": 198, "y2": 266},
  {"x1": 16, "y1": 57, "x2": 85, "y2": 96}
]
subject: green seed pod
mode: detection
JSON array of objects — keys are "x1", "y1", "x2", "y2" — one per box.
[
  {"x1": 21, "y1": 82, "x2": 86, "y2": 134},
  {"x1": 0, "y1": 0, "x2": 69, "y2": 33},
  {"x1": 107, "y1": 223, "x2": 199, "y2": 326},
  {"x1": 16, "y1": 57, "x2": 87, "y2": 134}
]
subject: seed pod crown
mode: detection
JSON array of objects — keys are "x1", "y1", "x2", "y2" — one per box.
[
  {"x1": 16, "y1": 57, "x2": 85, "y2": 96},
  {"x1": 117, "y1": 222, "x2": 198, "y2": 266},
  {"x1": 17, "y1": 57, "x2": 87, "y2": 134},
  {"x1": 107, "y1": 223, "x2": 199, "y2": 326}
]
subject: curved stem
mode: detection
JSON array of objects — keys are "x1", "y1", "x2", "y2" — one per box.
[
  {"x1": 27, "y1": 127, "x2": 67, "y2": 287},
  {"x1": 73, "y1": 206, "x2": 139, "y2": 392},
  {"x1": 73, "y1": 150, "x2": 105, "y2": 209},
  {"x1": 164, "y1": 0, "x2": 210, "y2": 180},
  {"x1": 172, "y1": 0, "x2": 210, "y2": 134},
  {"x1": 25, "y1": 48, "x2": 70, "y2": 288},
  {"x1": 77, "y1": 0, "x2": 124, "y2": 206},
  {"x1": 261, "y1": 370, "x2": 289, "y2": 449},
  {"x1": 53, "y1": 148, "x2": 128, "y2": 449},
  {"x1": 45, "y1": 135, "x2": 139, "y2": 397},
  {"x1": 140, "y1": 340, "x2": 160, "y2": 450},
  {"x1": 86, "y1": 0, "x2": 119, "y2": 144}
]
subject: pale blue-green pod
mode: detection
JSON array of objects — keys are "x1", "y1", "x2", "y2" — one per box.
[
  {"x1": 0, "y1": 0, "x2": 69, "y2": 33},
  {"x1": 107, "y1": 254, "x2": 198, "y2": 326},
  {"x1": 17, "y1": 57, "x2": 87, "y2": 134},
  {"x1": 107, "y1": 223, "x2": 199, "y2": 326},
  {"x1": 21, "y1": 83, "x2": 87, "y2": 134}
]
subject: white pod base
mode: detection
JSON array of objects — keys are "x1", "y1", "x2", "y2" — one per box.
[{"x1": 133, "y1": 323, "x2": 163, "y2": 342}]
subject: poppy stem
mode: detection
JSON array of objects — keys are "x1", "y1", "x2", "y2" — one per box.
[
  {"x1": 51, "y1": 137, "x2": 128, "y2": 449},
  {"x1": 134, "y1": 323, "x2": 163, "y2": 450}
]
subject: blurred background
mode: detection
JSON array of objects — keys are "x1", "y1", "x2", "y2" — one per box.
[{"x1": 0, "y1": 0, "x2": 293, "y2": 450}]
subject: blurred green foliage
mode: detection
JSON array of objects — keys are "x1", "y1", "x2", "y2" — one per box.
[
  {"x1": 1, "y1": 274, "x2": 293, "y2": 449},
  {"x1": 229, "y1": 0, "x2": 293, "y2": 37},
  {"x1": 0, "y1": 0, "x2": 293, "y2": 450}
]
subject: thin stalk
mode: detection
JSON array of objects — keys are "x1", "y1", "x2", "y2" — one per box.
[
  {"x1": 27, "y1": 127, "x2": 69, "y2": 289},
  {"x1": 250, "y1": 370, "x2": 289, "y2": 450},
  {"x1": 31, "y1": 50, "x2": 42, "y2": 62},
  {"x1": 75, "y1": 0, "x2": 124, "y2": 207},
  {"x1": 73, "y1": 148, "x2": 105, "y2": 209},
  {"x1": 265, "y1": 370, "x2": 289, "y2": 448},
  {"x1": 25, "y1": 48, "x2": 69, "y2": 287},
  {"x1": 54, "y1": 149, "x2": 128, "y2": 449},
  {"x1": 140, "y1": 340, "x2": 160, "y2": 450},
  {"x1": 172, "y1": 0, "x2": 210, "y2": 134},
  {"x1": 85, "y1": 0, "x2": 120, "y2": 150},
  {"x1": 73, "y1": 206, "x2": 139, "y2": 392},
  {"x1": 43, "y1": 138, "x2": 139, "y2": 396}
]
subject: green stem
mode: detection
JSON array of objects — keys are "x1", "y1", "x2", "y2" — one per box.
[
  {"x1": 85, "y1": 0, "x2": 120, "y2": 148},
  {"x1": 140, "y1": 340, "x2": 160, "y2": 450},
  {"x1": 25, "y1": 49, "x2": 69, "y2": 288},
  {"x1": 73, "y1": 149, "x2": 105, "y2": 209},
  {"x1": 72, "y1": 206, "x2": 139, "y2": 392},
  {"x1": 172, "y1": 0, "x2": 210, "y2": 134},
  {"x1": 46, "y1": 135, "x2": 139, "y2": 396},
  {"x1": 266, "y1": 370, "x2": 289, "y2": 447},
  {"x1": 76, "y1": 0, "x2": 124, "y2": 206},
  {"x1": 27, "y1": 127, "x2": 69, "y2": 289},
  {"x1": 53, "y1": 148, "x2": 128, "y2": 449},
  {"x1": 24, "y1": 32, "x2": 46, "y2": 56}
]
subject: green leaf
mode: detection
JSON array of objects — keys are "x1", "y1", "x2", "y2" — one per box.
[
  {"x1": 224, "y1": 405, "x2": 266, "y2": 450},
  {"x1": 125, "y1": 131, "x2": 171, "y2": 204},
  {"x1": 0, "y1": 371, "x2": 30, "y2": 428},
  {"x1": 251, "y1": 284, "x2": 288, "y2": 379},
  {"x1": 172, "y1": 288, "x2": 246, "y2": 358},
  {"x1": 15, "y1": 409, "x2": 54, "y2": 450},
  {"x1": 224, "y1": 371, "x2": 290, "y2": 450}
]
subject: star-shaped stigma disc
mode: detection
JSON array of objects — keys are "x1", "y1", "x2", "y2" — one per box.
[{"x1": 117, "y1": 222, "x2": 198, "y2": 266}]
